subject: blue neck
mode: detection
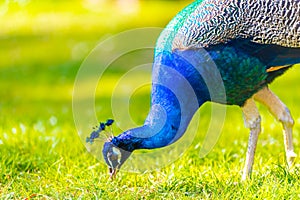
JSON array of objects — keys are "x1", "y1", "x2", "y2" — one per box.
[{"x1": 112, "y1": 50, "x2": 210, "y2": 151}]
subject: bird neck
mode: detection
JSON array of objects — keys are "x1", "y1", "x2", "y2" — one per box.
[
  {"x1": 112, "y1": 50, "x2": 210, "y2": 151},
  {"x1": 112, "y1": 85, "x2": 201, "y2": 151}
]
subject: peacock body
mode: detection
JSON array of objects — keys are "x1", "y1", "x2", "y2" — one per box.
[
  {"x1": 99, "y1": 0, "x2": 300, "y2": 179},
  {"x1": 156, "y1": 0, "x2": 300, "y2": 105}
]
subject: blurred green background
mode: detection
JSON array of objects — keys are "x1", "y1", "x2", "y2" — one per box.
[
  {"x1": 1, "y1": 0, "x2": 300, "y2": 199},
  {"x1": 0, "y1": 0, "x2": 192, "y2": 120}
]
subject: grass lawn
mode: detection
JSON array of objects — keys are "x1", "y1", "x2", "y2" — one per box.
[{"x1": 1, "y1": 0, "x2": 300, "y2": 199}]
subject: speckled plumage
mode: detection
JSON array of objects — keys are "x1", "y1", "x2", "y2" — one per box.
[
  {"x1": 103, "y1": 0, "x2": 300, "y2": 171},
  {"x1": 155, "y1": 0, "x2": 300, "y2": 106},
  {"x1": 169, "y1": 0, "x2": 300, "y2": 50}
]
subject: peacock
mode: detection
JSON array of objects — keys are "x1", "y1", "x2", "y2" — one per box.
[{"x1": 90, "y1": 0, "x2": 300, "y2": 180}]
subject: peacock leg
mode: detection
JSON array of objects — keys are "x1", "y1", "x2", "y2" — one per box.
[
  {"x1": 241, "y1": 98, "x2": 261, "y2": 181},
  {"x1": 254, "y1": 87, "x2": 297, "y2": 167}
]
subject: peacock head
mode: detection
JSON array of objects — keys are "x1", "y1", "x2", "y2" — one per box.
[
  {"x1": 86, "y1": 119, "x2": 131, "y2": 179},
  {"x1": 102, "y1": 140, "x2": 131, "y2": 179}
]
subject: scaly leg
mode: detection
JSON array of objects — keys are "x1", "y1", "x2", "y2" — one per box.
[
  {"x1": 241, "y1": 98, "x2": 261, "y2": 181},
  {"x1": 254, "y1": 87, "x2": 297, "y2": 167}
]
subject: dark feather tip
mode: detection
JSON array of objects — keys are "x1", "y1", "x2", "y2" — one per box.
[
  {"x1": 105, "y1": 119, "x2": 114, "y2": 126},
  {"x1": 90, "y1": 131, "x2": 100, "y2": 139},
  {"x1": 100, "y1": 122, "x2": 106, "y2": 130}
]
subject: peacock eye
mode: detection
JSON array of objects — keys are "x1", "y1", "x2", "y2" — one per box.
[
  {"x1": 106, "y1": 146, "x2": 122, "y2": 170},
  {"x1": 112, "y1": 147, "x2": 121, "y2": 162}
]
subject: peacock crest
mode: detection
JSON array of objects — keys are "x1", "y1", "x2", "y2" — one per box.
[{"x1": 86, "y1": 119, "x2": 115, "y2": 144}]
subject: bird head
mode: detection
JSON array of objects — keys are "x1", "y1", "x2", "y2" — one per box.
[
  {"x1": 102, "y1": 140, "x2": 132, "y2": 179},
  {"x1": 86, "y1": 119, "x2": 132, "y2": 179}
]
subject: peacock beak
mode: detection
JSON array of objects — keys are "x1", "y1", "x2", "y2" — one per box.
[{"x1": 109, "y1": 167, "x2": 118, "y2": 180}]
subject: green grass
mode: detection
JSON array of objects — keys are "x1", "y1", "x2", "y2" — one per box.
[{"x1": 1, "y1": 0, "x2": 300, "y2": 199}]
